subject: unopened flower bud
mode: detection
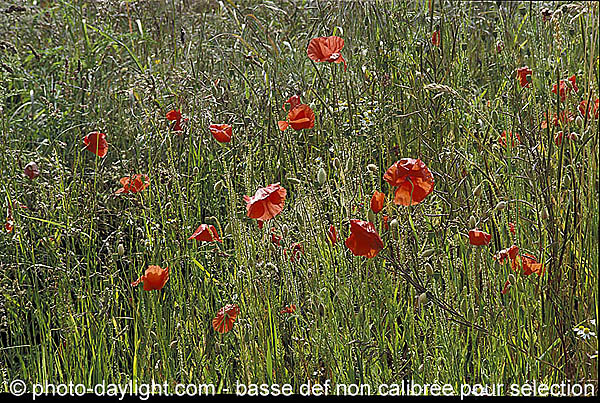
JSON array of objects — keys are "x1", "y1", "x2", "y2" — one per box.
[
  {"x1": 575, "y1": 116, "x2": 583, "y2": 128},
  {"x1": 367, "y1": 164, "x2": 378, "y2": 173},
  {"x1": 496, "y1": 201, "x2": 508, "y2": 211},
  {"x1": 417, "y1": 292, "x2": 428, "y2": 306},
  {"x1": 214, "y1": 180, "x2": 224, "y2": 192},
  {"x1": 425, "y1": 263, "x2": 434, "y2": 276},
  {"x1": 118, "y1": 243, "x2": 125, "y2": 256},
  {"x1": 422, "y1": 248, "x2": 435, "y2": 258},
  {"x1": 468, "y1": 216, "x2": 477, "y2": 229},
  {"x1": 345, "y1": 158, "x2": 353, "y2": 172},
  {"x1": 282, "y1": 224, "x2": 289, "y2": 238},
  {"x1": 473, "y1": 184, "x2": 483, "y2": 198},
  {"x1": 541, "y1": 206, "x2": 549, "y2": 220},
  {"x1": 332, "y1": 157, "x2": 341, "y2": 170},
  {"x1": 286, "y1": 177, "x2": 301, "y2": 185},
  {"x1": 317, "y1": 167, "x2": 327, "y2": 185},
  {"x1": 368, "y1": 209, "x2": 376, "y2": 223},
  {"x1": 390, "y1": 218, "x2": 399, "y2": 232}
]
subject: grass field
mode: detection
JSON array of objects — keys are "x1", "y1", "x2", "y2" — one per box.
[{"x1": 1, "y1": 0, "x2": 598, "y2": 397}]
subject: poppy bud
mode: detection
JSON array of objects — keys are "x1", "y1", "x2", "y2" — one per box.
[
  {"x1": 317, "y1": 167, "x2": 327, "y2": 185},
  {"x1": 282, "y1": 224, "x2": 289, "y2": 238},
  {"x1": 473, "y1": 184, "x2": 483, "y2": 198},
  {"x1": 468, "y1": 216, "x2": 477, "y2": 229},
  {"x1": 541, "y1": 206, "x2": 549, "y2": 220},
  {"x1": 192, "y1": 166, "x2": 199, "y2": 176},
  {"x1": 562, "y1": 175, "x2": 571, "y2": 188},
  {"x1": 118, "y1": 243, "x2": 125, "y2": 256},
  {"x1": 495, "y1": 201, "x2": 508, "y2": 211},
  {"x1": 425, "y1": 263, "x2": 434, "y2": 276},
  {"x1": 345, "y1": 158, "x2": 353, "y2": 172},
  {"x1": 214, "y1": 180, "x2": 224, "y2": 192},
  {"x1": 389, "y1": 218, "x2": 399, "y2": 233},
  {"x1": 286, "y1": 177, "x2": 301, "y2": 185},
  {"x1": 417, "y1": 292, "x2": 428, "y2": 306},
  {"x1": 225, "y1": 222, "x2": 232, "y2": 235},
  {"x1": 367, "y1": 164, "x2": 378, "y2": 173},
  {"x1": 332, "y1": 157, "x2": 341, "y2": 171},
  {"x1": 508, "y1": 274, "x2": 516, "y2": 284},
  {"x1": 575, "y1": 116, "x2": 583, "y2": 128},
  {"x1": 367, "y1": 209, "x2": 376, "y2": 223},
  {"x1": 422, "y1": 248, "x2": 435, "y2": 258}
]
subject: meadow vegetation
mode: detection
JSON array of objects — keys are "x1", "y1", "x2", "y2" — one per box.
[{"x1": 0, "y1": 0, "x2": 598, "y2": 394}]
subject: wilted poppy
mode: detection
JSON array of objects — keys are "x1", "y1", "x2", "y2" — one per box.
[
  {"x1": 212, "y1": 304, "x2": 240, "y2": 334},
  {"x1": 166, "y1": 109, "x2": 183, "y2": 132},
  {"x1": 5, "y1": 206, "x2": 13, "y2": 233},
  {"x1": 328, "y1": 224, "x2": 337, "y2": 245},
  {"x1": 278, "y1": 104, "x2": 315, "y2": 132},
  {"x1": 188, "y1": 224, "x2": 222, "y2": 242},
  {"x1": 511, "y1": 253, "x2": 545, "y2": 276},
  {"x1": 115, "y1": 174, "x2": 150, "y2": 195},
  {"x1": 83, "y1": 131, "x2": 108, "y2": 157},
  {"x1": 244, "y1": 183, "x2": 287, "y2": 221},
  {"x1": 501, "y1": 279, "x2": 511, "y2": 295},
  {"x1": 579, "y1": 98, "x2": 599, "y2": 119},
  {"x1": 516, "y1": 66, "x2": 533, "y2": 88},
  {"x1": 552, "y1": 75, "x2": 578, "y2": 102},
  {"x1": 307, "y1": 36, "x2": 347, "y2": 71},
  {"x1": 271, "y1": 228, "x2": 282, "y2": 246},
  {"x1": 499, "y1": 130, "x2": 521, "y2": 147},
  {"x1": 131, "y1": 265, "x2": 170, "y2": 291},
  {"x1": 370, "y1": 191, "x2": 385, "y2": 214},
  {"x1": 290, "y1": 242, "x2": 304, "y2": 262},
  {"x1": 431, "y1": 30, "x2": 440, "y2": 46},
  {"x1": 24, "y1": 161, "x2": 40, "y2": 180},
  {"x1": 383, "y1": 158, "x2": 435, "y2": 206},
  {"x1": 345, "y1": 219, "x2": 384, "y2": 258},
  {"x1": 468, "y1": 229, "x2": 491, "y2": 246},
  {"x1": 541, "y1": 110, "x2": 575, "y2": 129},
  {"x1": 554, "y1": 131, "x2": 578, "y2": 146},
  {"x1": 494, "y1": 245, "x2": 519, "y2": 264},
  {"x1": 280, "y1": 304, "x2": 297, "y2": 314},
  {"x1": 209, "y1": 124, "x2": 232, "y2": 143}
]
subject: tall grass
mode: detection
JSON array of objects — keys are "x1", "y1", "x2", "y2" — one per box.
[{"x1": 1, "y1": 0, "x2": 598, "y2": 394}]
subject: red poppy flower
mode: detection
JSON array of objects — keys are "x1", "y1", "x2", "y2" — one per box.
[
  {"x1": 383, "y1": 158, "x2": 435, "y2": 206},
  {"x1": 244, "y1": 183, "x2": 287, "y2": 221},
  {"x1": 468, "y1": 229, "x2": 491, "y2": 246},
  {"x1": 501, "y1": 279, "x2": 511, "y2": 295},
  {"x1": 508, "y1": 222, "x2": 516, "y2": 236},
  {"x1": 83, "y1": 131, "x2": 108, "y2": 157},
  {"x1": 209, "y1": 124, "x2": 232, "y2": 143},
  {"x1": 554, "y1": 131, "x2": 578, "y2": 146},
  {"x1": 494, "y1": 245, "x2": 520, "y2": 264},
  {"x1": 511, "y1": 253, "x2": 545, "y2": 276},
  {"x1": 345, "y1": 219, "x2": 384, "y2": 258},
  {"x1": 271, "y1": 228, "x2": 282, "y2": 246},
  {"x1": 307, "y1": 36, "x2": 347, "y2": 71},
  {"x1": 290, "y1": 242, "x2": 304, "y2": 261},
  {"x1": 370, "y1": 191, "x2": 385, "y2": 214},
  {"x1": 166, "y1": 109, "x2": 183, "y2": 132},
  {"x1": 516, "y1": 66, "x2": 532, "y2": 88},
  {"x1": 24, "y1": 161, "x2": 40, "y2": 180},
  {"x1": 278, "y1": 104, "x2": 315, "y2": 132},
  {"x1": 131, "y1": 265, "x2": 170, "y2": 291},
  {"x1": 499, "y1": 131, "x2": 521, "y2": 147},
  {"x1": 579, "y1": 98, "x2": 599, "y2": 119},
  {"x1": 552, "y1": 75, "x2": 578, "y2": 102},
  {"x1": 282, "y1": 95, "x2": 301, "y2": 111},
  {"x1": 212, "y1": 304, "x2": 240, "y2": 334},
  {"x1": 279, "y1": 304, "x2": 297, "y2": 314},
  {"x1": 328, "y1": 224, "x2": 337, "y2": 245},
  {"x1": 431, "y1": 30, "x2": 440, "y2": 46},
  {"x1": 188, "y1": 224, "x2": 222, "y2": 242},
  {"x1": 115, "y1": 174, "x2": 150, "y2": 195}
]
